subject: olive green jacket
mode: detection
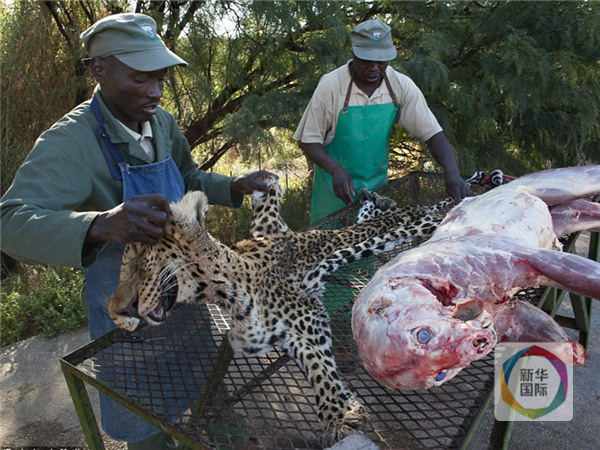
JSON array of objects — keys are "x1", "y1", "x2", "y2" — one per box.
[{"x1": 1, "y1": 90, "x2": 239, "y2": 269}]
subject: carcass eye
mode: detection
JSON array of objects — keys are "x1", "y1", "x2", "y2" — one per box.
[
  {"x1": 416, "y1": 328, "x2": 432, "y2": 344},
  {"x1": 436, "y1": 370, "x2": 447, "y2": 382}
]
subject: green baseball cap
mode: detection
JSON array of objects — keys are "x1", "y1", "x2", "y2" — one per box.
[
  {"x1": 351, "y1": 19, "x2": 397, "y2": 62},
  {"x1": 81, "y1": 13, "x2": 187, "y2": 71}
]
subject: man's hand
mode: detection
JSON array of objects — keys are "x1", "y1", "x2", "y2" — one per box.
[
  {"x1": 426, "y1": 132, "x2": 471, "y2": 203},
  {"x1": 299, "y1": 142, "x2": 355, "y2": 205},
  {"x1": 86, "y1": 194, "x2": 171, "y2": 246},
  {"x1": 446, "y1": 174, "x2": 471, "y2": 203},
  {"x1": 331, "y1": 167, "x2": 355, "y2": 205},
  {"x1": 230, "y1": 170, "x2": 277, "y2": 195}
]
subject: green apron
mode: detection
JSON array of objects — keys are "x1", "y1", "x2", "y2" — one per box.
[{"x1": 310, "y1": 71, "x2": 400, "y2": 224}]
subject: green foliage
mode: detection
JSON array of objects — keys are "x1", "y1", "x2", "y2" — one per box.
[
  {"x1": 3, "y1": 1, "x2": 600, "y2": 191},
  {"x1": 179, "y1": 0, "x2": 364, "y2": 166},
  {"x1": 1, "y1": 291, "x2": 27, "y2": 346},
  {"x1": 174, "y1": 0, "x2": 600, "y2": 174},
  {"x1": 206, "y1": 201, "x2": 255, "y2": 247},
  {"x1": 280, "y1": 183, "x2": 311, "y2": 231},
  {"x1": 384, "y1": 0, "x2": 600, "y2": 173},
  {"x1": 1, "y1": 267, "x2": 86, "y2": 347},
  {"x1": 0, "y1": 1, "x2": 98, "y2": 196},
  {"x1": 206, "y1": 181, "x2": 311, "y2": 247}
]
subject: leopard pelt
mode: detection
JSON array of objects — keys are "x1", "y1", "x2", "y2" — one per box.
[{"x1": 107, "y1": 173, "x2": 494, "y2": 446}]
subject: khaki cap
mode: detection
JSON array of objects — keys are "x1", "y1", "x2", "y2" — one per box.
[
  {"x1": 81, "y1": 13, "x2": 187, "y2": 71},
  {"x1": 351, "y1": 19, "x2": 397, "y2": 62}
]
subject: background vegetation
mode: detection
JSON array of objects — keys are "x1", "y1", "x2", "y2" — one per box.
[{"x1": 2, "y1": 0, "x2": 600, "y2": 346}]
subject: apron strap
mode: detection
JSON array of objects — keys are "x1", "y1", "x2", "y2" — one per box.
[
  {"x1": 90, "y1": 96, "x2": 124, "y2": 180},
  {"x1": 343, "y1": 71, "x2": 354, "y2": 115},
  {"x1": 382, "y1": 72, "x2": 399, "y2": 112},
  {"x1": 343, "y1": 65, "x2": 400, "y2": 116}
]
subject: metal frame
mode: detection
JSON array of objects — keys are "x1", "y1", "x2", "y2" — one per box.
[
  {"x1": 60, "y1": 173, "x2": 598, "y2": 450},
  {"x1": 488, "y1": 229, "x2": 599, "y2": 449}
]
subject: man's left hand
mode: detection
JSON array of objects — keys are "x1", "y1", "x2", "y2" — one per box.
[
  {"x1": 231, "y1": 170, "x2": 278, "y2": 195},
  {"x1": 446, "y1": 175, "x2": 471, "y2": 203}
]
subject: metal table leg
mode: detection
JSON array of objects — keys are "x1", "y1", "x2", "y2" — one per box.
[{"x1": 61, "y1": 358, "x2": 106, "y2": 450}]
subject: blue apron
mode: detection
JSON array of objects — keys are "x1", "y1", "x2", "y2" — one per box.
[{"x1": 86, "y1": 97, "x2": 186, "y2": 442}]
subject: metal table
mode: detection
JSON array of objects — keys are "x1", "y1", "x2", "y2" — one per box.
[{"x1": 61, "y1": 172, "x2": 597, "y2": 450}]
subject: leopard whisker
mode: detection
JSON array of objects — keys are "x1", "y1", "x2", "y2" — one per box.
[
  {"x1": 154, "y1": 259, "x2": 200, "y2": 296},
  {"x1": 162, "y1": 259, "x2": 196, "y2": 283}
]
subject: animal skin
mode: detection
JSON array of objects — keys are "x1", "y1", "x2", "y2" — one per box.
[
  {"x1": 107, "y1": 176, "x2": 457, "y2": 445},
  {"x1": 352, "y1": 165, "x2": 600, "y2": 391}
]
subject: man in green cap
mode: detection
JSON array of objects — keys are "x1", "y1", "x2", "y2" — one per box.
[
  {"x1": 1, "y1": 13, "x2": 272, "y2": 450},
  {"x1": 294, "y1": 19, "x2": 470, "y2": 224}
]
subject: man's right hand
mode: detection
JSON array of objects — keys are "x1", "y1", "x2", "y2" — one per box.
[
  {"x1": 300, "y1": 142, "x2": 356, "y2": 205},
  {"x1": 331, "y1": 166, "x2": 355, "y2": 205},
  {"x1": 85, "y1": 194, "x2": 171, "y2": 246}
]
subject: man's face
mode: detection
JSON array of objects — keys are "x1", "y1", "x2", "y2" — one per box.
[
  {"x1": 352, "y1": 55, "x2": 389, "y2": 86},
  {"x1": 91, "y1": 56, "x2": 167, "y2": 131}
]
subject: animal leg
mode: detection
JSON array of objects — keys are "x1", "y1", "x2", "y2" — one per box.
[
  {"x1": 512, "y1": 247, "x2": 600, "y2": 300},
  {"x1": 550, "y1": 199, "x2": 600, "y2": 236},
  {"x1": 357, "y1": 190, "x2": 452, "y2": 224},
  {"x1": 494, "y1": 301, "x2": 588, "y2": 365},
  {"x1": 286, "y1": 330, "x2": 365, "y2": 446},
  {"x1": 356, "y1": 189, "x2": 397, "y2": 223},
  {"x1": 465, "y1": 171, "x2": 487, "y2": 185},
  {"x1": 249, "y1": 176, "x2": 289, "y2": 238},
  {"x1": 500, "y1": 165, "x2": 600, "y2": 205},
  {"x1": 301, "y1": 233, "x2": 411, "y2": 295},
  {"x1": 302, "y1": 207, "x2": 449, "y2": 294},
  {"x1": 356, "y1": 170, "x2": 498, "y2": 226}
]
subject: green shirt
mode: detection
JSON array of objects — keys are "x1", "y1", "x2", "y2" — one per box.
[{"x1": 1, "y1": 90, "x2": 239, "y2": 269}]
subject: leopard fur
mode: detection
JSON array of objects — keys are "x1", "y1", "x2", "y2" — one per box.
[
  {"x1": 356, "y1": 188, "x2": 454, "y2": 225},
  {"x1": 107, "y1": 177, "x2": 458, "y2": 445},
  {"x1": 250, "y1": 181, "x2": 289, "y2": 237}
]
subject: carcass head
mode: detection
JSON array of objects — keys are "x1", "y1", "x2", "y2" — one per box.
[{"x1": 352, "y1": 277, "x2": 497, "y2": 390}]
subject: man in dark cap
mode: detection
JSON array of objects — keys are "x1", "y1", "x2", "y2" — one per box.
[
  {"x1": 294, "y1": 19, "x2": 470, "y2": 224},
  {"x1": 1, "y1": 13, "x2": 271, "y2": 449}
]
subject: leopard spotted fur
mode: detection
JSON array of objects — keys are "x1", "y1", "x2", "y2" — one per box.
[{"x1": 107, "y1": 177, "x2": 459, "y2": 445}]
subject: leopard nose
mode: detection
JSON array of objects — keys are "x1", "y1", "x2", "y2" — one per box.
[{"x1": 117, "y1": 297, "x2": 141, "y2": 319}]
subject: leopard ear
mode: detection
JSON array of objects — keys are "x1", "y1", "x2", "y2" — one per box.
[{"x1": 171, "y1": 191, "x2": 209, "y2": 228}]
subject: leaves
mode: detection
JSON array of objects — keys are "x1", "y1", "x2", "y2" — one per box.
[
  {"x1": 2, "y1": 0, "x2": 600, "y2": 191},
  {"x1": 1, "y1": 267, "x2": 86, "y2": 346}
]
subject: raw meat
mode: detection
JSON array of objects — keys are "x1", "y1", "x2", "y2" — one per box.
[{"x1": 352, "y1": 166, "x2": 600, "y2": 390}]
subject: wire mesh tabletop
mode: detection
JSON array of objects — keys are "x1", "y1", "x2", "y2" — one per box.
[
  {"x1": 61, "y1": 172, "x2": 567, "y2": 450},
  {"x1": 63, "y1": 299, "x2": 502, "y2": 450}
]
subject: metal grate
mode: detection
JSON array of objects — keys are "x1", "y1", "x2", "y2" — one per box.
[{"x1": 62, "y1": 172, "x2": 550, "y2": 450}]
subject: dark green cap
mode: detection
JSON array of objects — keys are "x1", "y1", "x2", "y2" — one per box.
[
  {"x1": 351, "y1": 19, "x2": 397, "y2": 62},
  {"x1": 81, "y1": 13, "x2": 187, "y2": 71}
]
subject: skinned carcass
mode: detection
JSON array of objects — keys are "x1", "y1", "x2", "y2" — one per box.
[{"x1": 352, "y1": 166, "x2": 600, "y2": 390}]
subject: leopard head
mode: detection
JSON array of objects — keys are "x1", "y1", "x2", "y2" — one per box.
[{"x1": 108, "y1": 191, "x2": 215, "y2": 331}]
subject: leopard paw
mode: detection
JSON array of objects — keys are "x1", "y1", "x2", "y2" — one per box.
[
  {"x1": 357, "y1": 189, "x2": 397, "y2": 223},
  {"x1": 320, "y1": 399, "x2": 367, "y2": 447}
]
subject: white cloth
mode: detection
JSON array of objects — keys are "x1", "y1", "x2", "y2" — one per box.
[{"x1": 117, "y1": 119, "x2": 155, "y2": 161}]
